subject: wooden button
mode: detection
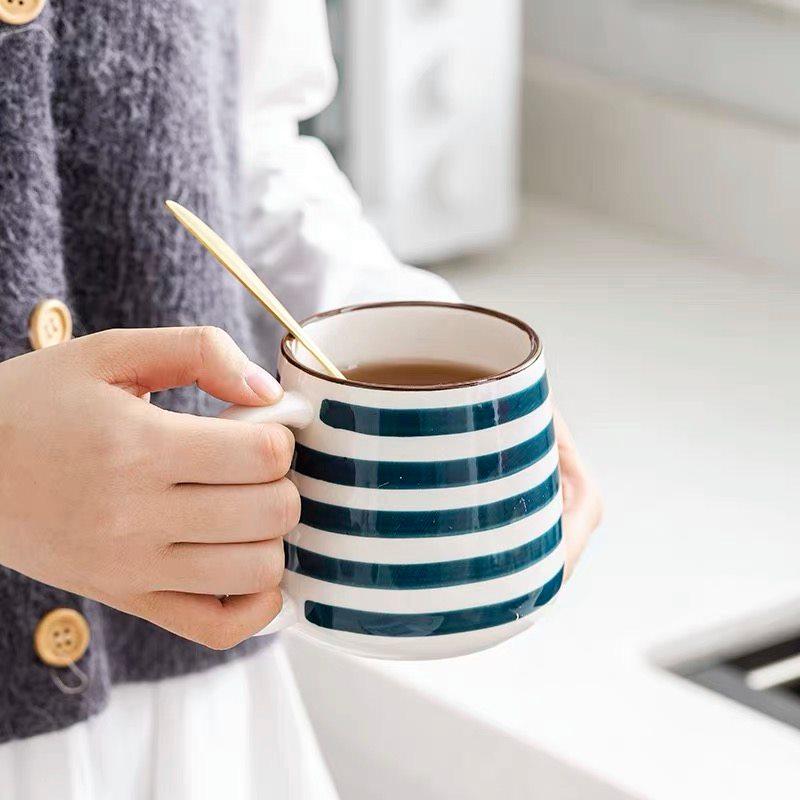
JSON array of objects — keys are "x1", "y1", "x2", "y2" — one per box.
[
  {"x1": 28, "y1": 299, "x2": 72, "y2": 350},
  {"x1": 0, "y1": 0, "x2": 46, "y2": 25},
  {"x1": 34, "y1": 608, "x2": 90, "y2": 667}
]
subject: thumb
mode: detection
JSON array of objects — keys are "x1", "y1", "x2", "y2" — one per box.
[{"x1": 86, "y1": 326, "x2": 282, "y2": 406}]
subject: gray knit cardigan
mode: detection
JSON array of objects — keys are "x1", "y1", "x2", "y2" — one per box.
[{"x1": 0, "y1": 0, "x2": 270, "y2": 743}]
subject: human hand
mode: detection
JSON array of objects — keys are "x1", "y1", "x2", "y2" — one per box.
[
  {"x1": 0, "y1": 327, "x2": 299, "y2": 649},
  {"x1": 553, "y1": 408, "x2": 603, "y2": 578}
]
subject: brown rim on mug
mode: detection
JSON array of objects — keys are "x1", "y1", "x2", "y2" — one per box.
[{"x1": 280, "y1": 301, "x2": 542, "y2": 392}]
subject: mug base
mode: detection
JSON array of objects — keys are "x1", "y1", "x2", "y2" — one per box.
[{"x1": 285, "y1": 603, "x2": 553, "y2": 661}]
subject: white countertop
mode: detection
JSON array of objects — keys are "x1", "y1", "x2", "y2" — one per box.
[{"x1": 289, "y1": 200, "x2": 800, "y2": 799}]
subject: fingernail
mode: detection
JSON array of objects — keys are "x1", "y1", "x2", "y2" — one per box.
[{"x1": 244, "y1": 363, "x2": 282, "y2": 402}]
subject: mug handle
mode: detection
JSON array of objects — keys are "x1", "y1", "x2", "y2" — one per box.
[
  {"x1": 218, "y1": 391, "x2": 315, "y2": 636},
  {"x1": 219, "y1": 390, "x2": 314, "y2": 428}
]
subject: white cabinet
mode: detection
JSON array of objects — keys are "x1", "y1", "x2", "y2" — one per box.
[{"x1": 319, "y1": 0, "x2": 521, "y2": 263}]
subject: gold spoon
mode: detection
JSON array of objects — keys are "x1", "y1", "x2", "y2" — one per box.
[{"x1": 165, "y1": 200, "x2": 345, "y2": 380}]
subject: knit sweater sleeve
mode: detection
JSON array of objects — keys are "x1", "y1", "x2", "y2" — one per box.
[{"x1": 0, "y1": 15, "x2": 68, "y2": 361}]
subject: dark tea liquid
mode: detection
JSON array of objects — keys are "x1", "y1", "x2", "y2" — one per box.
[{"x1": 343, "y1": 359, "x2": 495, "y2": 387}]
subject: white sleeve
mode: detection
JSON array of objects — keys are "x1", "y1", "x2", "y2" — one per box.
[{"x1": 238, "y1": 0, "x2": 457, "y2": 353}]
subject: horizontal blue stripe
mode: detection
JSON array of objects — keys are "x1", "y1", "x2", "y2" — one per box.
[
  {"x1": 304, "y1": 567, "x2": 564, "y2": 636},
  {"x1": 292, "y1": 422, "x2": 555, "y2": 489},
  {"x1": 299, "y1": 469, "x2": 560, "y2": 538},
  {"x1": 300, "y1": 469, "x2": 559, "y2": 538},
  {"x1": 285, "y1": 521, "x2": 561, "y2": 589},
  {"x1": 319, "y1": 374, "x2": 549, "y2": 437}
]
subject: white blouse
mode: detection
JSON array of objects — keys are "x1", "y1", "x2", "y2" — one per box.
[
  {"x1": 0, "y1": 1, "x2": 455, "y2": 797},
  {"x1": 238, "y1": 0, "x2": 457, "y2": 369}
]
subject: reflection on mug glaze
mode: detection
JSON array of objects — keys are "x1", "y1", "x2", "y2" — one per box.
[
  {"x1": 299, "y1": 469, "x2": 560, "y2": 537},
  {"x1": 303, "y1": 568, "x2": 564, "y2": 637},
  {"x1": 292, "y1": 421, "x2": 556, "y2": 489},
  {"x1": 284, "y1": 521, "x2": 562, "y2": 589},
  {"x1": 319, "y1": 374, "x2": 549, "y2": 436}
]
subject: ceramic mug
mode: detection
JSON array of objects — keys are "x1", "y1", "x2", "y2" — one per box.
[{"x1": 221, "y1": 302, "x2": 564, "y2": 660}]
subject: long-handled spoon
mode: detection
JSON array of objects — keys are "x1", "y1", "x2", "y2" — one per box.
[{"x1": 165, "y1": 200, "x2": 345, "y2": 380}]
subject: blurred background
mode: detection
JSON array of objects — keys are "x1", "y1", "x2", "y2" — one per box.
[{"x1": 288, "y1": 2, "x2": 800, "y2": 798}]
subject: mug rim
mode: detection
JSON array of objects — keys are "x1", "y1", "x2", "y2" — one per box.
[{"x1": 280, "y1": 301, "x2": 542, "y2": 392}]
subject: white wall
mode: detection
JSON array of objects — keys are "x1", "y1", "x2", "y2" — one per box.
[
  {"x1": 522, "y1": 0, "x2": 800, "y2": 273},
  {"x1": 525, "y1": 0, "x2": 800, "y2": 128}
]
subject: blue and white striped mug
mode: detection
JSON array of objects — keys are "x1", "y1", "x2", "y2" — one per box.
[{"x1": 222, "y1": 302, "x2": 564, "y2": 660}]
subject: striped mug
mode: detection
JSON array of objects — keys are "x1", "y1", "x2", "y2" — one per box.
[{"x1": 222, "y1": 302, "x2": 564, "y2": 660}]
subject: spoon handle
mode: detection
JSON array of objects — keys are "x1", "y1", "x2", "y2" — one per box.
[{"x1": 165, "y1": 201, "x2": 345, "y2": 380}]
